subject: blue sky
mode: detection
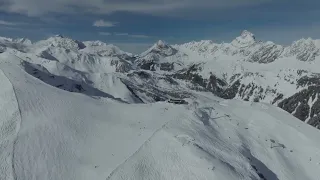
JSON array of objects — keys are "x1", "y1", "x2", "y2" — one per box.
[{"x1": 0, "y1": 0, "x2": 319, "y2": 53}]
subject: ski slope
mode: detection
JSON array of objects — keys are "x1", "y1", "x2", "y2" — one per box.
[{"x1": 0, "y1": 54, "x2": 320, "y2": 179}]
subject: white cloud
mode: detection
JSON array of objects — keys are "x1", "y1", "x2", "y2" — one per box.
[
  {"x1": 129, "y1": 34, "x2": 149, "y2": 38},
  {"x1": 114, "y1": 33, "x2": 150, "y2": 38},
  {"x1": 93, "y1": 20, "x2": 116, "y2": 27},
  {"x1": 99, "y1": 32, "x2": 111, "y2": 36},
  {"x1": 114, "y1": 33, "x2": 129, "y2": 36},
  {"x1": 98, "y1": 32, "x2": 150, "y2": 38},
  {"x1": 0, "y1": 0, "x2": 274, "y2": 17},
  {"x1": 0, "y1": 20, "x2": 17, "y2": 26}
]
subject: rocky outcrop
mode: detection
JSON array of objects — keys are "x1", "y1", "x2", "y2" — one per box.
[
  {"x1": 124, "y1": 70, "x2": 193, "y2": 102},
  {"x1": 172, "y1": 64, "x2": 227, "y2": 94},
  {"x1": 110, "y1": 59, "x2": 132, "y2": 73},
  {"x1": 135, "y1": 40, "x2": 180, "y2": 71},
  {"x1": 249, "y1": 43, "x2": 284, "y2": 63},
  {"x1": 284, "y1": 38, "x2": 320, "y2": 62},
  {"x1": 278, "y1": 86, "x2": 320, "y2": 125}
]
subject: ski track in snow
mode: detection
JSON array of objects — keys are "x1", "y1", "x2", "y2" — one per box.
[
  {"x1": 106, "y1": 113, "x2": 181, "y2": 179},
  {"x1": 0, "y1": 67, "x2": 22, "y2": 180}
]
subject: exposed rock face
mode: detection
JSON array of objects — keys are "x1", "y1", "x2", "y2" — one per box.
[
  {"x1": 160, "y1": 62, "x2": 174, "y2": 71},
  {"x1": 276, "y1": 74, "x2": 320, "y2": 129},
  {"x1": 249, "y1": 43, "x2": 284, "y2": 63},
  {"x1": 136, "y1": 53, "x2": 159, "y2": 71},
  {"x1": 278, "y1": 85, "x2": 320, "y2": 126},
  {"x1": 172, "y1": 64, "x2": 227, "y2": 95},
  {"x1": 308, "y1": 115, "x2": 320, "y2": 129},
  {"x1": 110, "y1": 59, "x2": 132, "y2": 73},
  {"x1": 284, "y1": 38, "x2": 320, "y2": 61},
  {"x1": 124, "y1": 70, "x2": 193, "y2": 102}
]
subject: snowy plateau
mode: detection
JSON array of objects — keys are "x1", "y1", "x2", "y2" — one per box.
[{"x1": 1, "y1": 31, "x2": 320, "y2": 179}]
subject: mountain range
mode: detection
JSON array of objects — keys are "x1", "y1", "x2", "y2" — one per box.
[
  {"x1": 2, "y1": 31, "x2": 319, "y2": 127},
  {"x1": 1, "y1": 31, "x2": 320, "y2": 179}
]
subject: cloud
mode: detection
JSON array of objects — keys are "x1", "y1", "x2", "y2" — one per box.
[
  {"x1": 99, "y1": 32, "x2": 112, "y2": 36},
  {"x1": 99, "y1": 32, "x2": 150, "y2": 38},
  {"x1": 0, "y1": 0, "x2": 275, "y2": 17},
  {"x1": 93, "y1": 20, "x2": 116, "y2": 27},
  {"x1": 114, "y1": 33, "x2": 150, "y2": 38},
  {"x1": 114, "y1": 33, "x2": 129, "y2": 36},
  {"x1": 0, "y1": 20, "x2": 17, "y2": 26},
  {"x1": 129, "y1": 35, "x2": 149, "y2": 38}
]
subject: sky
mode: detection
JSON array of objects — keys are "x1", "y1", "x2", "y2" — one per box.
[{"x1": 0, "y1": 0, "x2": 320, "y2": 53}]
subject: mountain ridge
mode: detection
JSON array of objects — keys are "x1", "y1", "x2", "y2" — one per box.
[
  {"x1": 2, "y1": 31, "x2": 320, "y2": 129},
  {"x1": 1, "y1": 31, "x2": 320, "y2": 179}
]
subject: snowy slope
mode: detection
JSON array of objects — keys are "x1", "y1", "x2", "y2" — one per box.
[
  {"x1": 0, "y1": 54, "x2": 320, "y2": 179},
  {"x1": 0, "y1": 37, "x2": 139, "y2": 103},
  {"x1": 0, "y1": 55, "x2": 186, "y2": 179},
  {"x1": 24, "y1": 36, "x2": 133, "y2": 74}
]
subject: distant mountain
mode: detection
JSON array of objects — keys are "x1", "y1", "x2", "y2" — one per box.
[
  {"x1": 2, "y1": 31, "x2": 320, "y2": 129},
  {"x1": 170, "y1": 31, "x2": 320, "y2": 127},
  {"x1": 1, "y1": 32, "x2": 320, "y2": 180}
]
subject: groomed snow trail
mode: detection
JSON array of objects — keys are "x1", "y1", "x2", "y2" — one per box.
[{"x1": 106, "y1": 113, "x2": 183, "y2": 180}]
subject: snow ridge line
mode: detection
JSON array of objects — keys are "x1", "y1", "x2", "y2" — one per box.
[
  {"x1": 106, "y1": 110, "x2": 183, "y2": 179},
  {"x1": 0, "y1": 67, "x2": 22, "y2": 180}
]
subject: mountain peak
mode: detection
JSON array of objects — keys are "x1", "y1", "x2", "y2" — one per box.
[
  {"x1": 35, "y1": 35, "x2": 86, "y2": 50},
  {"x1": 140, "y1": 40, "x2": 177, "y2": 57},
  {"x1": 146, "y1": 40, "x2": 170, "y2": 52},
  {"x1": 231, "y1": 30, "x2": 256, "y2": 47},
  {"x1": 55, "y1": 34, "x2": 64, "y2": 38},
  {"x1": 155, "y1": 40, "x2": 166, "y2": 48},
  {"x1": 84, "y1": 40, "x2": 108, "y2": 47},
  {"x1": 0, "y1": 37, "x2": 13, "y2": 42},
  {"x1": 240, "y1": 30, "x2": 255, "y2": 40},
  {"x1": 14, "y1": 38, "x2": 32, "y2": 45}
]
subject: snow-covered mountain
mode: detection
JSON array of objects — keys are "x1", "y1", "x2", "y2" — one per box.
[
  {"x1": 170, "y1": 31, "x2": 320, "y2": 127},
  {"x1": 1, "y1": 52, "x2": 320, "y2": 180},
  {"x1": 3, "y1": 31, "x2": 320, "y2": 126},
  {"x1": 1, "y1": 31, "x2": 320, "y2": 179},
  {"x1": 2, "y1": 31, "x2": 320, "y2": 127},
  {"x1": 135, "y1": 40, "x2": 185, "y2": 71}
]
